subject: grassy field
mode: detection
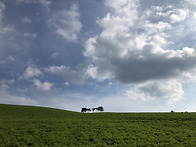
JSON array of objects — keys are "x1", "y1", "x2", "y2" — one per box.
[{"x1": 0, "y1": 104, "x2": 196, "y2": 146}]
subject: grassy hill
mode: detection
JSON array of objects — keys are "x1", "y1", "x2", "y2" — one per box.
[{"x1": 1, "y1": 104, "x2": 196, "y2": 146}]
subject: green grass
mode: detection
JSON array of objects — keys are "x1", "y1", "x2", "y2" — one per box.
[{"x1": 1, "y1": 104, "x2": 196, "y2": 146}]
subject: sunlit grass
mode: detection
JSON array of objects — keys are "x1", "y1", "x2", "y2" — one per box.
[{"x1": 0, "y1": 104, "x2": 196, "y2": 146}]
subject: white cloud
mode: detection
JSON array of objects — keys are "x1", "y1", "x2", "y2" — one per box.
[
  {"x1": 0, "y1": 2, "x2": 8, "y2": 34},
  {"x1": 169, "y1": 9, "x2": 187, "y2": 23},
  {"x1": 184, "y1": 0, "x2": 196, "y2": 6},
  {"x1": 39, "y1": 0, "x2": 52, "y2": 11},
  {"x1": 108, "y1": 81, "x2": 112, "y2": 85},
  {"x1": 46, "y1": 65, "x2": 84, "y2": 84},
  {"x1": 21, "y1": 17, "x2": 32, "y2": 24},
  {"x1": 154, "y1": 6, "x2": 188, "y2": 24},
  {"x1": 7, "y1": 56, "x2": 15, "y2": 61},
  {"x1": 85, "y1": 64, "x2": 113, "y2": 82},
  {"x1": 0, "y1": 79, "x2": 15, "y2": 93},
  {"x1": 125, "y1": 80, "x2": 184, "y2": 103},
  {"x1": 23, "y1": 65, "x2": 42, "y2": 79},
  {"x1": 33, "y1": 79, "x2": 53, "y2": 92},
  {"x1": 51, "y1": 52, "x2": 59, "y2": 59},
  {"x1": 0, "y1": 2, "x2": 19, "y2": 56},
  {"x1": 24, "y1": 33, "x2": 37, "y2": 38},
  {"x1": 0, "y1": 2, "x2": 5, "y2": 23},
  {"x1": 97, "y1": 0, "x2": 138, "y2": 39},
  {"x1": 48, "y1": 4, "x2": 82, "y2": 42},
  {"x1": 65, "y1": 82, "x2": 69, "y2": 86}
]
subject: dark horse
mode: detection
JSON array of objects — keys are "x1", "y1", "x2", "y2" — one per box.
[
  {"x1": 92, "y1": 106, "x2": 104, "y2": 112},
  {"x1": 81, "y1": 108, "x2": 91, "y2": 112}
]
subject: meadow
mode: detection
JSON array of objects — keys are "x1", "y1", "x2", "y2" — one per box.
[{"x1": 0, "y1": 104, "x2": 196, "y2": 146}]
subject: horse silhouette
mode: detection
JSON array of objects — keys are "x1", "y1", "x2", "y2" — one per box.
[{"x1": 81, "y1": 108, "x2": 91, "y2": 112}]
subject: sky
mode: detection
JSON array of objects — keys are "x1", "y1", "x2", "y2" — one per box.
[{"x1": 1, "y1": 0, "x2": 196, "y2": 112}]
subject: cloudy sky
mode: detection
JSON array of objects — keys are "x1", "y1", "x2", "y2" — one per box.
[{"x1": 1, "y1": 0, "x2": 196, "y2": 112}]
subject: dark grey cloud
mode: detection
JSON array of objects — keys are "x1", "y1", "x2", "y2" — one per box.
[{"x1": 113, "y1": 47, "x2": 196, "y2": 83}]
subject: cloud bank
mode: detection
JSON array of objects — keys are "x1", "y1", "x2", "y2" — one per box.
[{"x1": 84, "y1": 0, "x2": 196, "y2": 102}]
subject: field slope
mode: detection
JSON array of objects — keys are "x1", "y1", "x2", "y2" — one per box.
[{"x1": 0, "y1": 104, "x2": 196, "y2": 146}]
